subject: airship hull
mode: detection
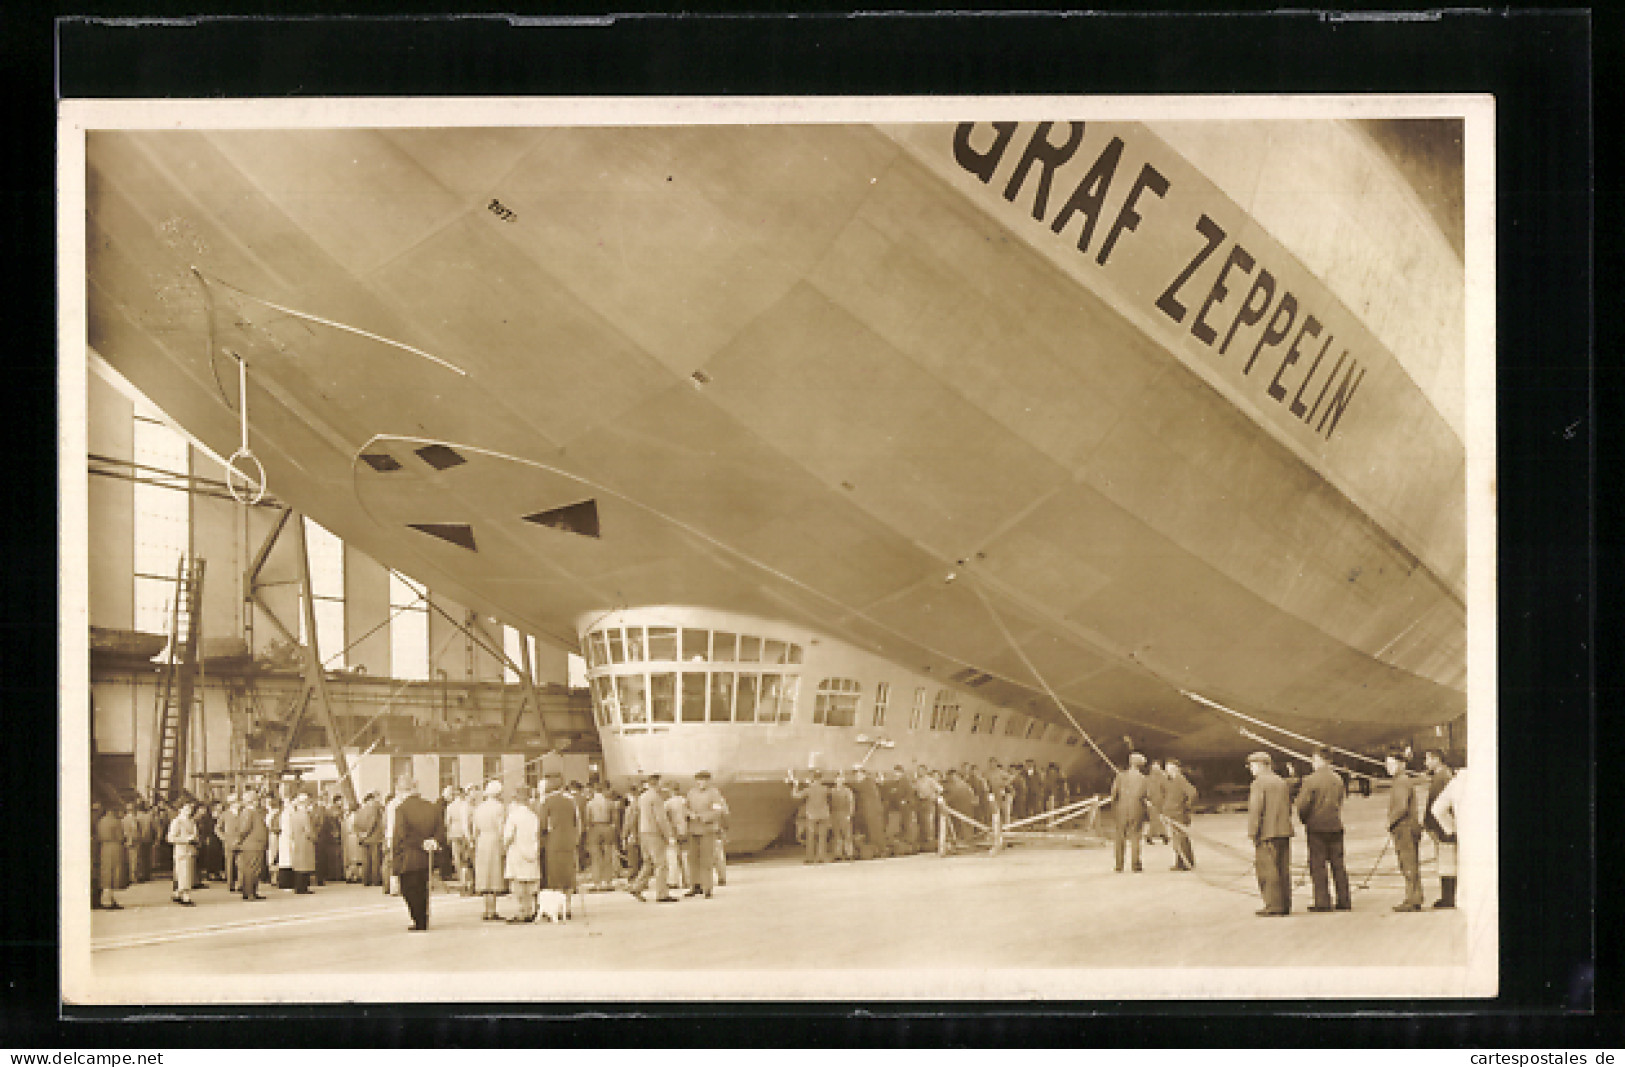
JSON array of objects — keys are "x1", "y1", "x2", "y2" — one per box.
[{"x1": 83, "y1": 118, "x2": 1468, "y2": 812}]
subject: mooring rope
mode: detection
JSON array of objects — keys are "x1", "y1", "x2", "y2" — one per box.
[
  {"x1": 961, "y1": 571, "x2": 1119, "y2": 774},
  {"x1": 1181, "y1": 690, "x2": 1387, "y2": 768}
]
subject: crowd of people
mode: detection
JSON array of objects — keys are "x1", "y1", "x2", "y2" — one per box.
[
  {"x1": 783, "y1": 758, "x2": 1077, "y2": 865},
  {"x1": 92, "y1": 788, "x2": 385, "y2": 911},
  {"x1": 93, "y1": 743, "x2": 1465, "y2": 928},
  {"x1": 1231, "y1": 743, "x2": 1463, "y2": 917}
]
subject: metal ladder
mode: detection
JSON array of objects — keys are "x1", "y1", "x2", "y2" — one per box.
[{"x1": 152, "y1": 556, "x2": 206, "y2": 802}]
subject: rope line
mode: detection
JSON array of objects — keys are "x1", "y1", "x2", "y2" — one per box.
[
  {"x1": 194, "y1": 269, "x2": 468, "y2": 377},
  {"x1": 321, "y1": 591, "x2": 426, "y2": 670},
  {"x1": 1181, "y1": 690, "x2": 1387, "y2": 768},
  {"x1": 962, "y1": 572, "x2": 1119, "y2": 774},
  {"x1": 1233, "y1": 726, "x2": 1381, "y2": 782}
]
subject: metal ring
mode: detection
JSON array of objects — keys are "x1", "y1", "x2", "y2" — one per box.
[{"x1": 226, "y1": 448, "x2": 267, "y2": 506}]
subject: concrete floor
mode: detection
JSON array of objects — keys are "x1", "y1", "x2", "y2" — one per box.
[{"x1": 74, "y1": 794, "x2": 1490, "y2": 1002}]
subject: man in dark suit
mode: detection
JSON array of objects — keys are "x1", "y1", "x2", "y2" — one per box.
[
  {"x1": 391, "y1": 779, "x2": 447, "y2": 931},
  {"x1": 1245, "y1": 751, "x2": 1294, "y2": 916},
  {"x1": 1295, "y1": 746, "x2": 1351, "y2": 912},
  {"x1": 237, "y1": 792, "x2": 269, "y2": 900},
  {"x1": 1109, "y1": 753, "x2": 1151, "y2": 872},
  {"x1": 217, "y1": 796, "x2": 242, "y2": 892},
  {"x1": 353, "y1": 793, "x2": 383, "y2": 887}
]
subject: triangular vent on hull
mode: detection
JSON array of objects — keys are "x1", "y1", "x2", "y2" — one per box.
[
  {"x1": 360, "y1": 452, "x2": 403, "y2": 472},
  {"x1": 408, "y1": 523, "x2": 478, "y2": 551},
  {"x1": 415, "y1": 444, "x2": 466, "y2": 471},
  {"x1": 522, "y1": 499, "x2": 600, "y2": 539}
]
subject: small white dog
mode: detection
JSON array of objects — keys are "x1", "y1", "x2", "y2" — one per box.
[{"x1": 535, "y1": 889, "x2": 570, "y2": 923}]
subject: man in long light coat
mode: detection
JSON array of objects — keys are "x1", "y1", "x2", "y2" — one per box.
[
  {"x1": 1431, "y1": 766, "x2": 1464, "y2": 911},
  {"x1": 502, "y1": 788, "x2": 541, "y2": 923},
  {"x1": 285, "y1": 794, "x2": 317, "y2": 894},
  {"x1": 166, "y1": 801, "x2": 198, "y2": 906},
  {"x1": 472, "y1": 779, "x2": 509, "y2": 921}
]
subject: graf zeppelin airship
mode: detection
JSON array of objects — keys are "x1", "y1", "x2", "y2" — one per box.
[{"x1": 84, "y1": 117, "x2": 1468, "y2": 850}]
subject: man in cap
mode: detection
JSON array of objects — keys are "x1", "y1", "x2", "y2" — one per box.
[
  {"x1": 685, "y1": 771, "x2": 725, "y2": 897},
  {"x1": 1163, "y1": 758, "x2": 1199, "y2": 871},
  {"x1": 1385, "y1": 748, "x2": 1425, "y2": 912},
  {"x1": 391, "y1": 779, "x2": 447, "y2": 931},
  {"x1": 1108, "y1": 753, "x2": 1151, "y2": 873},
  {"x1": 1296, "y1": 746, "x2": 1352, "y2": 911},
  {"x1": 791, "y1": 770, "x2": 833, "y2": 864},
  {"x1": 628, "y1": 774, "x2": 677, "y2": 903},
  {"x1": 1246, "y1": 751, "x2": 1294, "y2": 916}
]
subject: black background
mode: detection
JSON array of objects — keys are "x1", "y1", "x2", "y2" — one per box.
[{"x1": 3, "y1": 4, "x2": 1604, "y2": 1048}]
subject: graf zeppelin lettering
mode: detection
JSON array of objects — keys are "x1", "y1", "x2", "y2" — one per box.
[{"x1": 953, "y1": 121, "x2": 1366, "y2": 440}]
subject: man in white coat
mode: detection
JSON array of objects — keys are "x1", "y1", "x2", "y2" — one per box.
[
  {"x1": 1430, "y1": 766, "x2": 1464, "y2": 910},
  {"x1": 502, "y1": 787, "x2": 542, "y2": 923}
]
